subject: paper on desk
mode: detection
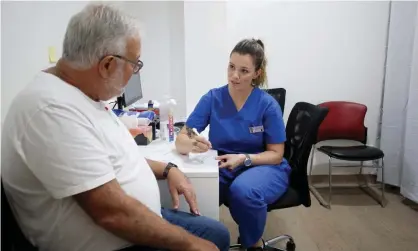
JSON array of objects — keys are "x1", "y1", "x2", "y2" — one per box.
[
  {"x1": 186, "y1": 150, "x2": 217, "y2": 165},
  {"x1": 139, "y1": 143, "x2": 177, "y2": 163}
]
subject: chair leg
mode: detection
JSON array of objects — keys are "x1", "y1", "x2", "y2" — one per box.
[
  {"x1": 264, "y1": 235, "x2": 295, "y2": 251},
  {"x1": 328, "y1": 156, "x2": 332, "y2": 209},
  {"x1": 358, "y1": 158, "x2": 387, "y2": 207},
  {"x1": 309, "y1": 151, "x2": 332, "y2": 209},
  {"x1": 380, "y1": 158, "x2": 386, "y2": 207},
  {"x1": 359, "y1": 161, "x2": 367, "y2": 187},
  {"x1": 309, "y1": 145, "x2": 315, "y2": 179}
]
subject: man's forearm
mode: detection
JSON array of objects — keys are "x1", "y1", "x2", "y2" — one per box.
[
  {"x1": 97, "y1": 193, "x2": 196, "y2": 250},
  {"x1": 146, "y1": 158, "x2": 167, "y2": 180},
  {"x1": 75, "y1": 180, "x2": 198, "y2": 251}
]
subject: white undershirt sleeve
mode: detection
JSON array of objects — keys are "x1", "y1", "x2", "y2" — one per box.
[{"x1": 20, "y1": 104, "x2": 116, "y2": 199}]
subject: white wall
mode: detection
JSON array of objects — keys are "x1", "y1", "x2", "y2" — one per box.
[
  {"x1": 0, "y1": 1, "x2": 187, "y2": 121},
  {"x1": 225, "y1": 1, "x2": 390, "y2": 175},
  {"x1": 168, "y1": 1, "x2": 186, "y2": 120},
  {"x1": 122, "y1": 1, "x2": 181, "y2": 112},
  {"x1": 400, "y1": 5, "x2": 418, "y2": 202},
  {"x1": 379, "y1": 1, "x2": 418, "y2": 186},
  {"x1": 1, "y1": 1, "x2": 393, "y2": 177},
  {"x1": 183, "y1": 1, "x2": 228, "y2": 115},
  {"x1": 1, "y1": 1, "x2": 100, "y2": 121}
]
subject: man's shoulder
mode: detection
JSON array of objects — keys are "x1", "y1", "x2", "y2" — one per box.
[
  {"x1": 8, "y1": 72, "x2": 94, "y2": 119},
  {"x1": 3, "y1": 72, "x2": 97, "y2": 143}
]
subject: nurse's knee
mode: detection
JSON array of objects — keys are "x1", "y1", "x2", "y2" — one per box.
[{"x1": 229, "y1": 181, "x2": 264, "y2": 208}]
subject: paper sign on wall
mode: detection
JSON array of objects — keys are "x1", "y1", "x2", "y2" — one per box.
[{"x1": 48, "y1": 46, "x2": 57, "y2": 63}]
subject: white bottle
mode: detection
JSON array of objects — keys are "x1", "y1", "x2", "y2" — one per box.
[{"x1": 159, "y1": 96, "x2": 177, "y2": 142}]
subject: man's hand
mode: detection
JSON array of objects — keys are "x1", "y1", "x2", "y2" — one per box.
[
  {"x1": 216, "y1": 154, "x2": 245, "y2": 170},
  {"x1": 167, "y1": 168, "x2": 200, "y2": 215}
]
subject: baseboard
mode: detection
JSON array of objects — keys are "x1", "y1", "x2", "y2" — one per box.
[{"x1": 309, "y1": 174, "x2": 378, "y2": 185}]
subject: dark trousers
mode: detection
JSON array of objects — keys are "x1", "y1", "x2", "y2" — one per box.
[{"x1": 117, "y1": 208, "x2": 230, "y2": 251}]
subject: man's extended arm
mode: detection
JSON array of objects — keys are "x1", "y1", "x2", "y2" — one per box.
[
  {"x1": 146, "y1": 158, "x2": 168, "y2": 180},
  {"x1": 74, "y1": 179, "x2": 205, "y2": 251}
]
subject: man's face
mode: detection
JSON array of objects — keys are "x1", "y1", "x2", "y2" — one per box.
[{"x1": 98, "y1": 37, "x2": 141, "y2": 100}]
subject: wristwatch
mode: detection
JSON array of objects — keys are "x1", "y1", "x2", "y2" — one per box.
[
  {"x1": 163, "y1": 162, "x2": 178, "y2": 178},
  {"x1": 243, "y1": 154, "x2": 252, "y2": 167}
]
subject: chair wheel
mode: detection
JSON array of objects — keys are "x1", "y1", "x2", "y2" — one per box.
[{"x1": 286, "y1": 240, "x2": 295, "y2": 251}]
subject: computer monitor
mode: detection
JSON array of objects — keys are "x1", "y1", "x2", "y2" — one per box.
[{"x1": 117, "y1": 73, "x2": 143, "y2": 109}]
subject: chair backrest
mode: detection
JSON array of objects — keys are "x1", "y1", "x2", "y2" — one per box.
[
  {"x1": 284, "y1": 102, "x2": 329, "y2": 207},
  {"x1": 265, "y1": 88, "x2": 286, "y2": 115},
  {"x1": 317, "y1": 101, "x2": 367, "y2": 144},
  {"x1": 1, "y1": 180, "x2": 38, "y2": 251}
]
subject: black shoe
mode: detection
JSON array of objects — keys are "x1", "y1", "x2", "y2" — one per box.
[{"x1": 246, "y1": 247, "x2": 264, "y2": 251}]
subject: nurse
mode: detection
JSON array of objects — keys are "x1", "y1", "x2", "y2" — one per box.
[{"x1": 175, "y1": 38, "x2": 290, "y2": 251}]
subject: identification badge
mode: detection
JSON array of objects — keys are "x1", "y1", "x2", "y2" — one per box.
[{"x1": 249, "y1": 125, "x2": 264, "y2": 133}]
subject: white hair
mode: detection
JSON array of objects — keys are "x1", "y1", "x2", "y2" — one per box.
[{"x1": 62, "y1": 3, "x2": 141, "y2": 69}]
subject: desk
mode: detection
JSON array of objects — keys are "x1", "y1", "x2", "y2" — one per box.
[{"x1": 138, "y1": 139, "x2": 219, "y2": 220}]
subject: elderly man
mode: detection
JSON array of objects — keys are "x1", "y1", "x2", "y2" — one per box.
[{"x1": 1, "y1": 3, "x2": 230, "y2": 251}]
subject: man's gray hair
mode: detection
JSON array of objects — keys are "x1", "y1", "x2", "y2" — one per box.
[{"x1": 62, "y1": 3, "x2": 141, "y2": 69}]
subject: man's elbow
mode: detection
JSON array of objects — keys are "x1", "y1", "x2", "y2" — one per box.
[{"x1": 93, "y1": 212, "x2": 125, "y2": 230}]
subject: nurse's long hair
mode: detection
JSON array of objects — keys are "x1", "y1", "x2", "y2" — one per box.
[{"x1": 231, "y1": 38, "x2": 268, "y2": 88}]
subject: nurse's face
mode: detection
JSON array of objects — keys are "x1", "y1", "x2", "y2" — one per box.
[{"x1": 228, "y1": 52, "x2": 260, "y2": 91}]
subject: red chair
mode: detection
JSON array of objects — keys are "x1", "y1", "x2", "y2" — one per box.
[{"x1": 308, "y1": 101, "x2": 386, "y2": 209}]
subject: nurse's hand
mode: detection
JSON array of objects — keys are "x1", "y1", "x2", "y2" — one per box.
[
  {"x1": 216, "y1": 154, "x2": 245, "y2": 170},
  {"x1": 191, "y1": 136, "x2": 212, "y2": 153}
]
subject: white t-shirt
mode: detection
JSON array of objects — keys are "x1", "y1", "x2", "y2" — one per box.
[{"x1": 1, "y1": 72, "x2": 162, "y2": 251}]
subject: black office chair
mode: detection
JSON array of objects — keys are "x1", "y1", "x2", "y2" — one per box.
[
  {"x1": 228, "y1": 102, "x2": 329, "y2": 251},
  {"x1": 1, "y1": 180, "x2": 39, "y2": 251},
  {"x1": 265, "y1": 88, "x2": 286, "y2": 115}
]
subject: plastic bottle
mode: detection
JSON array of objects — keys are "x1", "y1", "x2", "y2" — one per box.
[{"x1": 159, "y1": 96, "x2": 177, "y2": 142}]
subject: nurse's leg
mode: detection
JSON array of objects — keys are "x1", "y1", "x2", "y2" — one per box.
[
  {"x1": 228, "y1": 165, "x2": 289, "y2": 248},
  {"x1": 219, "y1": 169, "x2": 232, "y2": 206}
]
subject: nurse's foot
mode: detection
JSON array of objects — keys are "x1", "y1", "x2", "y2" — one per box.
[
  {"x1": 247, "y1": 239, "x2": 265, "y2": 251},
  {"x1": 246, "y1": 247, "x2": 263, "y2": 251}
]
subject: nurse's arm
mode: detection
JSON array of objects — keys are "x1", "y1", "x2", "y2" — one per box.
[{"x1": 245, "y1": 143, "x2": 285, "y2": 166}]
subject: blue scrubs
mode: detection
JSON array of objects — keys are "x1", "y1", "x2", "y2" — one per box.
[{"x1": 186, "y1": 85, "x2": 290, "y2": 248}]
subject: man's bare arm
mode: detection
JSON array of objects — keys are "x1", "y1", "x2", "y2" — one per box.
[
  {"x1": 146, "y1": 158, "x2": 167, "y2": 180},
  {"x1": 74, "y1": 179, "x2": 199, "y2": 250}
]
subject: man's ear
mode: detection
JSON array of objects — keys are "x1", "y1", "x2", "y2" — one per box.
[{"x1": 98, "y1": 56, "x2": 116, "y2": 78}]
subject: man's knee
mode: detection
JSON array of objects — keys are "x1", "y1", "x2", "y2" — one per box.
[
  {"x1": 213, "y1": 220, "x2": 231, "y2": 251},
  {"x1": 198, "y1": 216, "x2": 230, "y2": 251}
]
